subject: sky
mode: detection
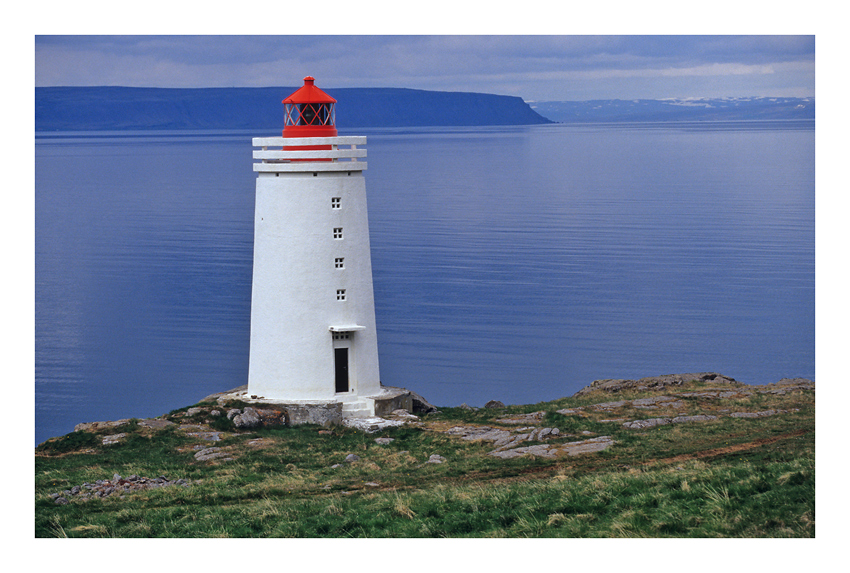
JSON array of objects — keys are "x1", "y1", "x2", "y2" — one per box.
[{"x1": 34, "y1": 35, "x2": 815, "y2": 102}]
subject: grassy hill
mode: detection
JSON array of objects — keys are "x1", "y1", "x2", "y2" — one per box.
[{"x1": 35, "y1": 376, "x2": 814, "y2": 538}]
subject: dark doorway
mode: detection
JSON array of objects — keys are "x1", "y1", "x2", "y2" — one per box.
[{"x1": 335, "y1": 348, "x2": 349, "y2": 393}]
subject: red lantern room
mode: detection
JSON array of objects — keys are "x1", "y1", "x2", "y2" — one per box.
[{"x1": 282, "y1": 76, "x2": 338, "y2": 138}]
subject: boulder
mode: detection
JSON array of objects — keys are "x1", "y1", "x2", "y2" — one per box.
[
  {"x1": 232, "y1": 407, "x2": 261, "y2": 429},
  {"x1": 194, "y1": 447, "x2": 233, "y2": 462},
  {"x1": 373, "y1": 386, "x2": 438, "y2": 415},
  {"x1": 484, "y1": 400, "x2": 506, "y2": 409},
  {"x1": 408, "y1": 389, "x2": 439, "y2": 414},
  {"x1": 101, "y1": 433, "x2": 127, "y2": 445}
]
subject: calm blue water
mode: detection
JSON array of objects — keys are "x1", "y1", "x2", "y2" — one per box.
[{"x1": 35, "y1": 122, "x2": 815, "y2": 445}]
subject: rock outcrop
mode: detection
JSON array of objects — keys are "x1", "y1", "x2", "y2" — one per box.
[
  {"x1": 49, "y1": 474, "x2": 191, "y2": 504},
  {"x1": 441, "y1": 423, "x2": 614, "y2": 460},
  {"x1": 50, "y1": 373, "x2": 813, "y2": 473},
  {"x1": 622, "y1": 415, "x2": 718, "y2": 430},
  {"x1": 573, "y1": 373, "x2": 743, "y2": 396},
  {"x1": 489, "y1": 436, "x2": 616, "y2": 460},
  {"x1": 194, "y1": 447, "x2": 234, "y2": 462}
]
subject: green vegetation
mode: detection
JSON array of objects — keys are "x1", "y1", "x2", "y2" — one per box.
[{"x1": 35, "y1": 382, "x2": 814, "y2": 537}]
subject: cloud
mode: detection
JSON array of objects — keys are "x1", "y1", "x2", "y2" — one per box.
[{"x1": 34, "y1": 35, "x2": 815, "y2": 100}]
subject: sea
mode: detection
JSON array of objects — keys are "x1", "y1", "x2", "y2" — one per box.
[{"x1": 34, "y1": 121, "x2": 815, "y2": 445}]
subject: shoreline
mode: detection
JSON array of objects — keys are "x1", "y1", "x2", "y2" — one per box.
[{"x1": 37, "y1": 372, "x2": 813, "y2": 447}]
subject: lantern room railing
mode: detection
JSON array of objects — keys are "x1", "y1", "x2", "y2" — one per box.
[{"x1": 252, "y1": 136, "x2": 367, "y2": 172}]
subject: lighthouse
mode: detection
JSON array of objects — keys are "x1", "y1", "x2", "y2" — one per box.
[{"x1": 247, "y1": 77, "x2": 382, "y2": 417}]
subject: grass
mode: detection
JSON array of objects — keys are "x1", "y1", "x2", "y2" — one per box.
[{"x1": 35, "y1": 381, "x2": 814, "y2": 537}]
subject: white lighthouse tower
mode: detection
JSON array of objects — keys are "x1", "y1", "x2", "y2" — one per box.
[{"x1": 247, "y1": 77, "x2": 382, "y2": 417}]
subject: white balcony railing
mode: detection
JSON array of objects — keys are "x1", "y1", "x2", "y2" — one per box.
[{"x1": 252, "y1": 136, "x2": 367, "y2": 172}]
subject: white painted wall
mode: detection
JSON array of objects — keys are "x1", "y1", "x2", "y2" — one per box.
[{"x1": 247, "y1": 165, "x2": 381, "y2": 402}]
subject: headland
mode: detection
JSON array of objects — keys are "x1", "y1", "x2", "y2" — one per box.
[{"x1": 36, "y1": 372, "x2": 814, "y2": 537}]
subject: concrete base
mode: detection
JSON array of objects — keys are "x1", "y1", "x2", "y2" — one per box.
[
  {"x1": 201, "y1": 384, "x2": 434, "y2": 427},
  {"x1": 371, "y1": 386, "x2": 414, "y2": 417}
]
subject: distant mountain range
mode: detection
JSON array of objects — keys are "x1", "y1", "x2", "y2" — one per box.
[
  {"x1": 530, "y1": 97, "x2": 814, "y2": 123},
  {"x1": 35, "y1": 87, "x2": 814, "y2": 132}
]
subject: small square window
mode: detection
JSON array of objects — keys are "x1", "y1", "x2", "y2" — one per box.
[
  {"x1": 333, "y1": 227, "x2": 343, "y2": 239},
  {"x1": 336, "y1": 289, "x2": 346, "y2": 301},
  {"x1": 331, "y1": 197, "x2": 341, "y2": 209},
  {"x1": 335, "y1": 257, "x2": 345, "y2": 269},
  {"x1": 333, "y1": 332, "x2": 350, "y2": 340}
]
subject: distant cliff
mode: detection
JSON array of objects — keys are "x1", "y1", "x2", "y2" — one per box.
[
  {"x1": 35, "y1": 86, "x2": 553, "y2": 131},
  {"x1": 530, "y1": 97, "x2": 815, "y2": 123}
]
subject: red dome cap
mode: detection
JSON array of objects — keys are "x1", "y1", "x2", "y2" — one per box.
[{"x1": 283, "y1": 76, "x2": 337, "y2": 105}]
